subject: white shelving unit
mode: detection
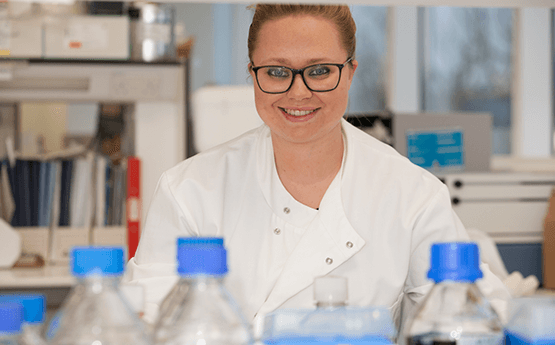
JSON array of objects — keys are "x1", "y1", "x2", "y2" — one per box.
[{"x1": 0, "y1": 59, "x2": 187, "y2": 226}]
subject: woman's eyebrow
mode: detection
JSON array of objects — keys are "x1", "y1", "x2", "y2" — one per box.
[{"x1": 262, "y1": 57, "x2": 331, "y2": 66}]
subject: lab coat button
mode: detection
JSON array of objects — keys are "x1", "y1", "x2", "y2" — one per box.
[
  {"x1": 283, "y1": 207, "x2": 290, "y2": 214},
  {"x1": 273, "y1": 228, "x2": 281, "y2": 235},
  {"x1": 325, "y1": 257, "x2": 333, "y2": 265},
  {"x1": 346, "y1": 241, "x2": 354, "y2": 248}
]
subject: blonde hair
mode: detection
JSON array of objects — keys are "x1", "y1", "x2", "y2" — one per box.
[{"x1": 247, "y1": 4, "x2": 356, "y2": 63}]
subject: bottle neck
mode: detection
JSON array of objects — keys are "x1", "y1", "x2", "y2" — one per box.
[
  {"x1": 181, "y1": 274, "x2": 225, "y2": 284},
  {"x1": 435, "y1": 279, "x2": 477, "y2": 285},
  {"x1": 75, "y1": 274, "x2": 121, "y2": 293}
]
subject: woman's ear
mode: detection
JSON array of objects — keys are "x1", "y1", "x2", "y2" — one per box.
[{"x1": 349, "y1": 59, "x2": 358, "y2": 79}]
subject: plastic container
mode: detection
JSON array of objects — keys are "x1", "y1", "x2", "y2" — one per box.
[
  {"x1": 403, "y1": 242, "x2": 503, "y2": 345},
  {"x1": 47, "y1": 246, "x2": 152, "y2": 345},
  {"x1": 0, "y1": 294, "x2": 46, "y2": 345},
  {"x1": 261, "y1": 276, "x2": 396, "y2": 344},
  {"x1": 129, "y1": 2, "x2": 175, "y2": 62},
  {"x1": 0, "y1": 301, "x2": 24, "y2": 345},
  {"x1": 504, "y1": 295, "x2": 555, "y2": 344},
  {"x1": 156, "y1": 237, "x2": 225, "y2": 325},
  {"x1": 154, "y1": 237, "x2": 252, "y2": 345}
]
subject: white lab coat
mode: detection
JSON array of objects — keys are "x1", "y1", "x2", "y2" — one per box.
[{"x1": 124, "y1": 118, "x2": 510, "y2": 330}]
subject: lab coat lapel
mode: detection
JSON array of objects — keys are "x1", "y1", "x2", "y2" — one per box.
[{"x1": 256, "y1": 176, "x2": 366, "y2": 317}]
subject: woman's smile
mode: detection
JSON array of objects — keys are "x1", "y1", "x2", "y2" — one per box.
[{"x1": 278, "y1": 107, "x2": 321, "y2": 122}]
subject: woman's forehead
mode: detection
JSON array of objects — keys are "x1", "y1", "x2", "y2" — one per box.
[{"x1": 253, "y1": 15, "x2": 346, "y2": 66}]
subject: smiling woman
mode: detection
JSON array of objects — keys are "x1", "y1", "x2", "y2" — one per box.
[{"x1": 124, "y1": 3, "x2": 510, "y2": 338}]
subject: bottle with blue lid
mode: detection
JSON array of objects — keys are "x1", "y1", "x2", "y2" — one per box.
[
  {"x1": 0, "y1": 301, "x2": 24, "y2": 345},
  {"x1": 47, "y1": 246, "x2": 152, "y2": 345},
  {"x1": 504, "y1": 295, "x2": 555, "y2": 344},
  {"x1": 154, "y1": 237, "x2": 252, "y2": 345},
  {"x1": 403, "y1": 242, "x2": 503, "y2": 345},
  {"x1": 0, "y1": 294, "x2": 46, "y2": 345}
]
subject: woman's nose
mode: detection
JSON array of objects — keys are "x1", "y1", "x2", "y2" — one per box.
[{"x1": 287, "y1": 74, "x2": 312, "y2": 99}]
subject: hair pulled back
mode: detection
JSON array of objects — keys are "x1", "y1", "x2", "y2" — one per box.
[{"x1": 247, "y1": 4, "x2": 356, "y2": 63}]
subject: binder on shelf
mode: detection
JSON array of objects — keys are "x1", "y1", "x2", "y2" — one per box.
[{"x1": 126, "y1": 156, "x2": 141, "y2": 260}]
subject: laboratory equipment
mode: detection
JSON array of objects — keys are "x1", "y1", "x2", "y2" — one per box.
[
  {"x1": 47, "y1": 246, "x2": 152, "y2": 345},
  {"x1": 403, "y1": 242, "x2": 503, "y2": 345},
  {"x1": 261, "y1": 275, "x2": 396, "y2": 344},
  {"x1": 504, "y1": 295, "x2": 555, "y2": 344},
  {"x1": 154, "y1": 237, "x2": 252, "y2": 345}
]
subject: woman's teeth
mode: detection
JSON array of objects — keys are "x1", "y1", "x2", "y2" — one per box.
[{"x1": 283, "y1": 109, "x2": 315, "y2": 116}]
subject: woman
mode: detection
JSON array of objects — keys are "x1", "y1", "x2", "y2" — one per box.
[{"x1": 124, "y1": 3, "x2": 509, "y2": 330}]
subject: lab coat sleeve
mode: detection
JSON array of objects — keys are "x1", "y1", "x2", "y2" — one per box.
[
  {"x1": 404, "y1": 184, "x2": 511, "y2": 322},
  {"x1": 122, "y1": 171, "x2": 198, "y2": 325}
]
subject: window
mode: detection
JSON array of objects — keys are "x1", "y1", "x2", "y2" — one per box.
[
  {"x1": 422, "y1": 7, "x2": 513, "y2": 155},
  {"x1": 348, "y1": 6, "x2": 388, "y2": 114}
]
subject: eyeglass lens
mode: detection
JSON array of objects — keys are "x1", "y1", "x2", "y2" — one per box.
[{"x1": 256, "y1": 64, "x2": 341, "y2": 93}]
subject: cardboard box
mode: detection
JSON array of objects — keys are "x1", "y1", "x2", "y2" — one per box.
[
  {"x1": 45, "y1": 16, "x2": 129, "y2": 60},
  {"x1": 17, "y1": 227, "x2": 50, "y2": 260},
  {"x1": 544, "y1": 188, "x2": 555, "y2": 289},
  {"x1": 92, "y1": 226, "x2": 127, "y2": 254},
  {"x1": 50, "y1": 226, "x2": 89, "y2": 264}
]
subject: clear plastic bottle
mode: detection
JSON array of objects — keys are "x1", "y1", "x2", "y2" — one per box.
[
  {"x1": 0, "y1": 301, "x2": 24, "y2": 345},
  {"x1": 47, "y1": 246, "x2": 153, "y2": 345},
  {"x1": 261, "y1": 276, "x2": 396, "y2": 344},
  {"x1": 504, "y1": 295, "x2": 555, "y2": 344},
  {"x1": 156, "y1": 237, "x2": 224, "y2": 325},
  {"x1": 0, "y1": 294, "x2": 46, "y2": 345},
  {"x1": 154, "y1": 237, "x2": 252, "y2": 345},
  {"x1": 404, "y1": 242, "x2": 504, "y2": 345}
]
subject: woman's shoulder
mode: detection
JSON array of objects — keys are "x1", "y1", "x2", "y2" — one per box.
[{"x1": 164, "y1": 124, "x2": 267, "y2": 186}]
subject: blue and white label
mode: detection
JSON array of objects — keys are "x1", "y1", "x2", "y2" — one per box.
[{"x1": 406, "y1": 129, "x2": 464, "y2": 171}]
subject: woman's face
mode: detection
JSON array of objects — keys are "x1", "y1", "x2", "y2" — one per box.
[{"x1": 249, "y1": 15, "x2": 357, "y2": 146}]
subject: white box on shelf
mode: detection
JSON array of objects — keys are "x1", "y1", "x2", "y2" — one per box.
[
  {"x1": 50, "y1": 226, "x2": 89, "y2": 264},
  {"x1": 92, "y1": 226, "x2": 127, "y2": 250},
  {"x1": 6, "y1": 19, "x2": 42, "y2": 58},
  {"x1": 44, "y1": 16, "x2": 129, "y2": 60},
  {"x1": 16, "y1": 227, "x2": 50, "y2": 260}
]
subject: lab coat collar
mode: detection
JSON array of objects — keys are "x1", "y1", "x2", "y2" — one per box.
[
  {"x1": 255, "y1": 121, "x2": 366, "y2": 316},
  {"x1": 256, "y1": 126, "x2": 318, "y2": 228}
]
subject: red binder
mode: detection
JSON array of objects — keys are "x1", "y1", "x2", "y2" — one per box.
[{"x1": 126, "y1": 156, "x2": 141, "y2": 260}]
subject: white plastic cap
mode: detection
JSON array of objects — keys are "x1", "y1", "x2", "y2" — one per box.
[{"x1": 313, "y1": 275, "x2": 348, "y2": 307}]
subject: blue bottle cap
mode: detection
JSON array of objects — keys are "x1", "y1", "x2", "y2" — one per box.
[
  {"x1": 427, "y1": 242, "x2": 483, "y2": 283},
  {"x1": 0, "y1": 294, "x2": 45, "y2": 324},
  {"x1": 0, "y1": 302, "x2": 23, "y2": 333},
  {"x1": 71, "y1": 246, "x2": 125, "y2": 277},
  {"x1": 177, "y1": 237, "x2": 228, "y2": 276}
]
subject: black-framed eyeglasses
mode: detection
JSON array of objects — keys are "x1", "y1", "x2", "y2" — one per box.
[{"x1": 251, "y1": 57, "x2": 353, "y2": 94}]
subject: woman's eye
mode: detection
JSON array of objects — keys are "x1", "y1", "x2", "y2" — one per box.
[
  {"x1": 267, "y1": 68, "x2": 290, "y2": 78},
  {"x1": 308, "y1": 66, "x2": 330, "y2": 77}
]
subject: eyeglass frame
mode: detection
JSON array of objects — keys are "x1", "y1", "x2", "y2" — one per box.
[{"x1": 250, "y1": 57, "x2": 354, "y2": 94}]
